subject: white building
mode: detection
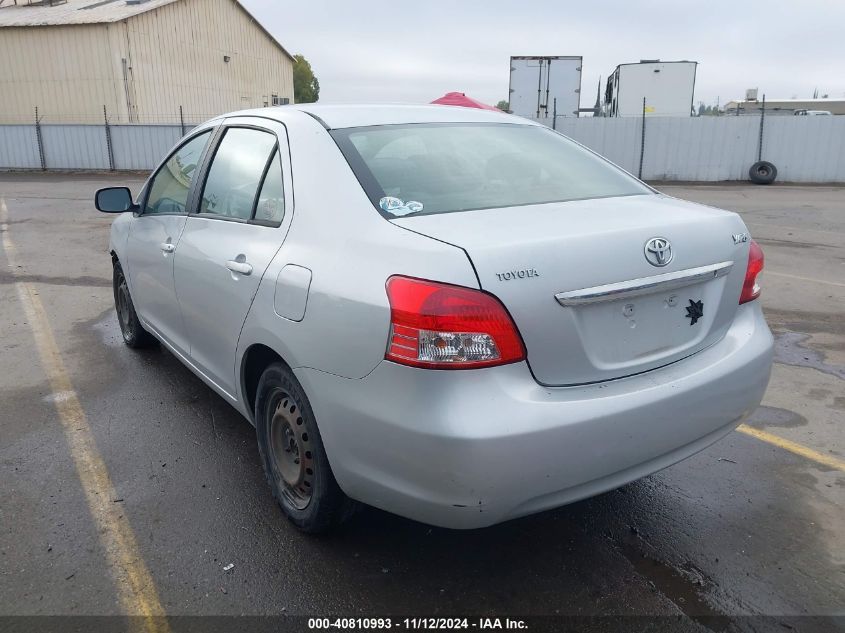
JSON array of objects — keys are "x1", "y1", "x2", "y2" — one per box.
[
  {"x1": 723, "y1": 98, "x2": 845, "y2": 116},
  {"x1": 0, "y1": 0, "x2": 294, "y2": 124}
]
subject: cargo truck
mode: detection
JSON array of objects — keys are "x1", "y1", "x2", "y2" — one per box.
[
  {"x1": 604, "y1": 60, "x2": 697, "y2": 117},
  {"x1": 508, "y1": 56, "x2": 583, "y2": 120}
]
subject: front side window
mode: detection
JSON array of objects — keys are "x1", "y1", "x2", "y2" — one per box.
[
  {"x1": 199, "y1": 127, "x2": 277, "y2": 221},
  {"x1": 332, "y1": 123, "x2": 652, "y2": 217},
  {"x1": 145, "y1": 131, "x2": 211, "y2": 215}
]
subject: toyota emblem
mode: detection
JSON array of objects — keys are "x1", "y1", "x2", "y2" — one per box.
[{"x1": 644, "y1": 237, "x2": 673, "y2": 267}]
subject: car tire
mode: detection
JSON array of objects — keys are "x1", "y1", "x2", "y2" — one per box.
[
  {"x1": 113, "y1": 261, "x2": 156, "y2": 348},
  {"x1": 255, "y1": 362, "x2": 355, "y2": 533},
  {"x1": 749, "y1": 161, "x2": 777, "y2": 184}
]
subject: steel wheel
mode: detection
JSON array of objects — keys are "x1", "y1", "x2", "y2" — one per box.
[
  {"x1": 268, "y1": 390, "x2": 315, "y2": 510},
  {"x1": 116, "y1": 273, "x2": 134, "y2": 341},
  {"x1": 112, "y1": 261, "x2": 155, "y2": 348},
  {"x1": 255, "y1": 362, "x2": 355, "y2": 532}
]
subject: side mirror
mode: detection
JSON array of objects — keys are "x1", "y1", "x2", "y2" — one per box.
[{"x1": 95, "y1": 187, "x2": 137, "y2": 213}]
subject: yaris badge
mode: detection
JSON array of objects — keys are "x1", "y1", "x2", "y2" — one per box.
[{"x1": 644, "y1": 237, "x2": 673, "y2": 267}]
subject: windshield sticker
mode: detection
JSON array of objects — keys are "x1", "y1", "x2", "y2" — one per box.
[{"x1": 379, "y1": 196, "x2": 424, "y2": 217}]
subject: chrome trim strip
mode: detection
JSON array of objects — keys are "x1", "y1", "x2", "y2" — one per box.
[{"x1": 555, "y1": 261, "x2": 734, "y2": 307}]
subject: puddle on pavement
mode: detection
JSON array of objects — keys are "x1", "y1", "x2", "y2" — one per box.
[
  {"x1": 616, "y1": 534, "x2": 729, "y2": 631},
  {"x1": 763, "y1": 308, "x2": 845, "y2": 338},
  {"x1": 745, "y1": 405, "x2": 808, "y2": 429},
  {"x1": 91, "y1": 311, "x2": 124, "y2": 348},
  {"x1": 773, "y1": 332, "x2": 845, "y2": 380}
]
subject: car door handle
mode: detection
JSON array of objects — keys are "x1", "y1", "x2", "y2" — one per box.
[
  {"x1": 160, "y1": 242, "x2": 176, "y2": 253},
  {"x1": 226, "y1": 260, "x2": 253, "y2": 276}
]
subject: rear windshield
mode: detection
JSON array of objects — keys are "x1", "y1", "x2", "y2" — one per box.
[{"x1": 331, "y1": 122, "x2": 652, "y2": 218}]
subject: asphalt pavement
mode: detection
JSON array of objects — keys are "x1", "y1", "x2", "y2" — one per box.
[{"x1": 0, "y1": 174, "x2": 842, "y2": 632}]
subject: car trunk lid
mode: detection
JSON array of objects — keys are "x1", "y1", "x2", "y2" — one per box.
[{"x1": 392, "y1": 193, "x2": 751, "y2": 386}]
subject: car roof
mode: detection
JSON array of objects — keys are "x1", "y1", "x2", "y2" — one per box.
[{"x1": 223, "y1": 104, "x2": 536, "y2": 130}]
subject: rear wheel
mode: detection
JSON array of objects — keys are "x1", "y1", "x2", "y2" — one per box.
[
  {"x1": 113, "y1": 261, "x2": 156, "y2": 348},
  {"x1": 255, "y1": 362, "x2": 354, "y2": 533}
]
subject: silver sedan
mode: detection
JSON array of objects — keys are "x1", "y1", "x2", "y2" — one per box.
[{"x1": 94, "y1": 105, "x2": 773, "y2": 532}]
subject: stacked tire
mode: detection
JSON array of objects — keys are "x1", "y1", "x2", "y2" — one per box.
[{"x1": 749, "y1": 161, "x2": 777, "y2": 185}]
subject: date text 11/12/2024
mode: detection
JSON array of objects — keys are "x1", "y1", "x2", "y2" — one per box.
[{"x1": 308, "y1": 617, "x2": 528, "y2": 629}]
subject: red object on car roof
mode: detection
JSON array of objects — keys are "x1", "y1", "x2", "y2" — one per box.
[{"x1": 430, "y1": 92, "x2": 500, "y2": 111}]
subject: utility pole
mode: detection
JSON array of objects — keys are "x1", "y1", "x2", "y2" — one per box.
[{"x1": 594, "y1": 77, "x2": 602, "y2": 116}]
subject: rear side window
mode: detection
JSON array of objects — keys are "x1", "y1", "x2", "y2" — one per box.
[
  {"x1": 199, "y1": 127, "x2": 277, "y2": 221},
  {"x1": 253, "y1": 151, "x2": 285, "y2": 226},
  {"x1": 331, "y1": 123, "x2": 652, "y2": 217},
  {"x1": 144, "y1": 131, "x2": 210, "y2": 215}
]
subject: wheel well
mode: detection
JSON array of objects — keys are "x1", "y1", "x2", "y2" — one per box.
[{"x1": 242, "y1": 344, "x2": 287, "y2": 421}]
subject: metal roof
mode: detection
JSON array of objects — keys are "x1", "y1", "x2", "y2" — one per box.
[
  {"x1": 0, "y1": 0, "x2": 293, "y2": 60},
  {"x1": 0, "y1": 0, "x2": 179, "y2": 26}
]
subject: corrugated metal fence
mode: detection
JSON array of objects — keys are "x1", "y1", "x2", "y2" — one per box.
[
  {"x1": 0, "y1": 124, "x2": 184, "y2": 172},
  {"x1": 1, "y1": 117, "x2": 844, "y2": 182},
  {"x1": 540, "y1": 115, "x2": 845, "y2": 182}
]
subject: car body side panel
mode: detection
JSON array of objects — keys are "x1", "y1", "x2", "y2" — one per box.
[
  {"x1": 235, "y1": 112, "x2": 479, "y2": 414},
  {"x1": 173, "y1": 117, "x2": 295, "y2": 398},
  {"x1": 108, "y1": 211, "x2": 132, "y2": 266},
  {"x1": 125, "y1": 213, "x2": 192, "y2": 354},
  {"x1": 110, "y1": 120, "x2": 219, "y2": 342}
]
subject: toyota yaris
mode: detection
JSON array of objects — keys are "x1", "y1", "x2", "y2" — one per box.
[{"x1": 95, "y1": 104, "x2": 773, "y2": 532}]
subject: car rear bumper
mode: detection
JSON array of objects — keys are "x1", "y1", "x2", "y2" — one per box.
[{"x1": 296, "y1": 302, "x2": 773, "y2": 529}]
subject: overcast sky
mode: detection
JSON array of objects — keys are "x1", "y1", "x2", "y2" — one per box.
[{"x1": 241, "y1": 0, "x2": 844, "y2": 108}]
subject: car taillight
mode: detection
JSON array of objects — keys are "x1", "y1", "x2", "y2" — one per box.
[
  {"x1": 739, "y1": 239, "x2": 764, "y2": 304},
  {"x1": 385, "y1": 276, "x2": 526, "y2": 369}
]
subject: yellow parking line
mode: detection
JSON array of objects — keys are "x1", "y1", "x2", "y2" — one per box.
[
  {"x1": 1, "y1": 199, "x2": 169, "y2": 632},
  {"x1": 766, "y1": 270, "x2": 845, "y2": 288},
  {"x1": 737, "y1": 424, "x2": 845, "y2": 471}
]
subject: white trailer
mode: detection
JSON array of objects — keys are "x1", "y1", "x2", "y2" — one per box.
[
  {"x1": 604, "y1": 60, "x2": 697, "y2": 117},
  {"x1": 509, "y1": 56, "x2": 582, "y2": 120}
]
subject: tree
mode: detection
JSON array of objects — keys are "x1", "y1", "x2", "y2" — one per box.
[
  {"x1": 496, "y1": 100, "x2": 510, "y2": 112},
  {"x1": 293, "y1": 54, "x2": 320, "y2": 104},
  {"x1": 696, "y1": 103, "x2": 721, "y2": 116}
]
